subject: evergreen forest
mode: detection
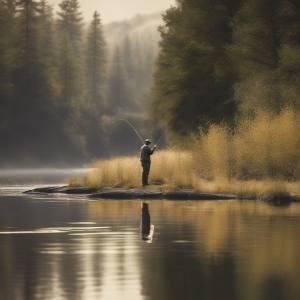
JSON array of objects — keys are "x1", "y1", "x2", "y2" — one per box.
[
  {"x1": 0, "y1": 0, "x2": 158, "y2": 166},
  {"x1": 152, "y1": 0, "x2": 300, "y2": 145},
  {"x1": 1, "y1": 0, "x2": 300, "y2": 167}
]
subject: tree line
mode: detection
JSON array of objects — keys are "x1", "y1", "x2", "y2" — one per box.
[
  {"x1": 151, "y1": 0, "x2": 300, "y2": 145},
  {"x1": 0, "y1": 0, "x2": 157, "y2": 166},
  {"x1": 3, "y1": 0, "x2": 299, "y2": 166}
]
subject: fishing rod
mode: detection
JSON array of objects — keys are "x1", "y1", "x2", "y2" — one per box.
[
  {"x1": 156, "y1": 128, "x2": 169, "y2": 144},
  {"x1": 112, "y1": 119, "x2": 144, "y2": 143},
  {"x1": 112, "y1": 117, "x2": 178, "y2": 146}
]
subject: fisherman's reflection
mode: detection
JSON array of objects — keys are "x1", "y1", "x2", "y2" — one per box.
[{"x1": 140, "y1": 202, "x2": 154, "y2": 242}]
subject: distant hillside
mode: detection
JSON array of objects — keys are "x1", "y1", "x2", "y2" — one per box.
[{"x1": 104, "y1": 12, "x2": 163, "y2": 45}]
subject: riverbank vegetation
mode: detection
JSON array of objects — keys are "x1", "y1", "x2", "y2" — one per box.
[
  {"x1": 152, "y1": 0, "x2": 300, "y2": 145},
  {"x1": 2, "y1": 0, "x2": 300, "y2": 178},
  {"x1": 70, "y1": 108, "x2": 300, "y2": 196}
]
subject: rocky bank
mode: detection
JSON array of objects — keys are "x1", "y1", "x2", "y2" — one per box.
[{"x1": 23, "y1": 186, "x2": 300, "y2": 203}]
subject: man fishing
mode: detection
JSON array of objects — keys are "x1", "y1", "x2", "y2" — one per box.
[{"x1": 140, "y1": 139, "x2": 157, "y2": 186}]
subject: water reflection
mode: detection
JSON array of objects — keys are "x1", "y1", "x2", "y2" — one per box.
[
  {"x1": 140, "y1": 202, "x2": 154, "y2": 242},
  {"x1": 1, "y1": 197, "x2": 300, "y2": 300},
  {"x1": 0, "y1": 169, "x2": 91, "y2": 196}
]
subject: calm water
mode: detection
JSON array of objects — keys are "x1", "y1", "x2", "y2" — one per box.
[{"x1": 1, "y1": 170, "x2": 300, "y2": 300}]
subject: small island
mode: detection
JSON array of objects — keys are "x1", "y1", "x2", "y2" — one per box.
[{"x1": 23, "y1": 185, "x2": 300, "y2": 203}]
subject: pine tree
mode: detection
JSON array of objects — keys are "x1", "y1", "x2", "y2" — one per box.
[
  {"x1": 56, "y1": 0, "x2": 86, "y2": 160},
  {"x1": 0, "y1": 0, "x2": 17, "y2": 160},
  {"x1": 33, "y1": 0, "x2": 63, "y2": 158},
  {"x1": 38, "y1": 0, "x2": 60, "y2": 99},
  {"x1": 85, "y1": 10, "x2": 106, "y2": 111},
  {"x1": 57, "y1": 0, "x2": 83, "y2": 105},
  {"x1": 57, "y1": 0, "x2": 82, "y2": 44},
  {"x1": 0, "y1": 0, "x2": 16, "y2": 122},
  {"x1": 230, "y1": 0, "x2": 282, "y2": 115},
  {"x1": 151, "y1": 0, "x2": 242, "y2": 143},
  {"x1": 230, "y1": 0, "x2": 300, "y2": 116},
  {"x1": 11, "y1": 0, "x2": 42, "y2": 150},
  {"x1": 84, "y1": 10, "x2": 107, "y2": 156},
  {"x1": 14, "y1": 0, "x2": 41, "y2": 88}
]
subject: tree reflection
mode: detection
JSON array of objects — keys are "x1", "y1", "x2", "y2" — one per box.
[{"x1": 1, "y1": 198, "x2": 300, "y2": 300}]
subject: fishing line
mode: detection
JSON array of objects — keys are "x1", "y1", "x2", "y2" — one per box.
[
  {"x1": 111, "y1": 119, "x2": 144, "y2": 143},
  {"x1": 155, "y1": 119, "x2": 176, "y2": 145}
]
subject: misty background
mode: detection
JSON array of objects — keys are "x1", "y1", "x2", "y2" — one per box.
[
  {"x1": 0, "y1": 0, "x2": 173, "y2": 167},
  {"x1": 1, "y1": 0, "x2": 300, "y2": 168},
  {"x1": 49, "y1": 0, "x2": 175, "y2": 23}
]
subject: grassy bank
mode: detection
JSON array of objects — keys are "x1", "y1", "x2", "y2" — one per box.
[{"x1": 70, "y1": 108, "x2": 300, "y2": 197}]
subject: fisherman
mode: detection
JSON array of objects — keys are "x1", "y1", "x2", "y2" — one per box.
[
  {"x1": 140, "y1": 139, "x2": 157, "y2": 186},
  {"x1": 140, "y1": 202, "x2": 154, "y2": 242}
]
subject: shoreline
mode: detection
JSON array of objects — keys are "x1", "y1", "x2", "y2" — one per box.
[{"x1": 23, "y1": 186, "x2": 300, "y2": 203}]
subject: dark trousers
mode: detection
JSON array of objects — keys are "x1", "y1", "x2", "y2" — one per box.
[{"x1": 141, "y1": 161, "x2": 150, "y2": 184}]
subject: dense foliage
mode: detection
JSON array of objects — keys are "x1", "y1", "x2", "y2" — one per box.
[
  {"x1": 3, "y1": 0, "x2": 300, "y2": 165},
  {"x1": 152, "y1": 0, "x2": 300, "y2": 144},
  {"x1": 0, "y1": 0, "x2": 157, "y2": 166}
]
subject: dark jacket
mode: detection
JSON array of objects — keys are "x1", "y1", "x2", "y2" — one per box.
[{"x1": 140, "y1": 144, "x2": 156, "y2": 163}]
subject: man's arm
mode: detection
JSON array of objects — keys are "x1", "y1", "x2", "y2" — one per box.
[{"x1": 148, "y1": 144, "x2": 157, "y2": 155}]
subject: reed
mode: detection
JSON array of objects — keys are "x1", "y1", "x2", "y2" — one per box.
[
  {"x1": 70, "y1": 108, "x2": 300, "y2": 196},
  {"x1": 197, "y1": 108, "x2": 300, "y2": 182}
]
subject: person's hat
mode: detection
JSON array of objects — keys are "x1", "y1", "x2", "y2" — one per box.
[{"x1": 145, "y1": 139, "x2": 152, "y2": 143}]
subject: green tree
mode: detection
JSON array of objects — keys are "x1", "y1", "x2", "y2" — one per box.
[
  {"x1": 84, "y1": 10, "x2": 107, "y2": 156},
  {"x1": 85, "y1": 10, "x2": 106, "y2": 109},
  {"x1": 10, "y1": 0, "x2": 65, "y2": 162},
  {"x1": 230, "y1": 0, "x2": 283, "y2": 116},
  {"x1": 230, "y1": 0, "x2": 300, "y2": 117},
  {"x1": 14, "y1": 0, "x2": 41, "y2": 86},
  {"x1": 0, "y1": 0, "x2": 65, "y2": 164},
  {"x1": 10, "y1": 0, "x2": 43, "y2": 159},
  {"x1": 57, "y1": 0, "x2": 83, "y2": 104},
  {"x1": 56, "y1": 0, "x2": 86, "y2": 160},
  {"x1": 151, "y1": 0, "x2": 242, "y2": 144},
  {"x1": 0, "y1": 0, "x2": 17, "y2": 160},
  {"x1": 57, "y1": 0, "x2": 82, "y2": 45},
  {"x1": 34, "y1": 0, "x2": 63, "y2": 158},
  {"x1": 38, "y1": 0, "x2": 60, "y2": 99},
  {"x1": 0, "y1": 0, "x2": 16, "y2": 124},
  {"x1": 278, "y1": 0, "x2": 300, "y2": 108}
]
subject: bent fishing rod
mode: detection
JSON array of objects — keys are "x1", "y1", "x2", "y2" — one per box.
[
  {"x1": 112, "y1": 118, "x2": 176, "y2": 146},
  {"x1": 113, "y1": 113, "x2": 196, "y2": 146},
  {"x1": 112, "y1": 119, "x2": 144, "y2": 143}
]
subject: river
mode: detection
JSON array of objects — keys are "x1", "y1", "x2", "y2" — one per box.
[{"x1": 0, "y1": 169, "x2": 300, "y2": 300}]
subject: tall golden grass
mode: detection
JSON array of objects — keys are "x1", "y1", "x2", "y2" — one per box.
[{"x1": 70, "y1": 108, "x2": 300, "y2": 196}]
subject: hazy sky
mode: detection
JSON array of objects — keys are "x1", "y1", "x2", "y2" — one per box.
[{"x1": 50, "y1": 0, "x2": 176, "y2": 24}]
